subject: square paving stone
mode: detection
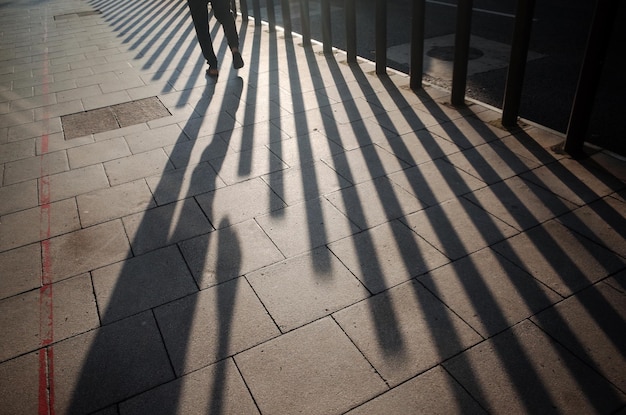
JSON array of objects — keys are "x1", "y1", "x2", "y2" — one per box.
[
  {"x1": 0, "y1": 180, "x2": 38, "y2": 216},
  {"x1": 48, "y1": 220, "x2": 130, "y2": 282},
  {"x1": 269, "y1": 130, "x2": 343, "y2": 166},
  {"x1": 463, "y1": 176, "x2": 577, "y2": 232},
  {"x1": 444, "y1": 320, "x2": 626, "y2": 414},
  {"x1": 52, "y1": 312, "x2": 174, "y2": 415},
  {"x1": 328, "y1": 220, "x2": 450, "y2": 294},
  {"x1": 44, "y1": 163, "x2": 110, "y2": 202},
  {"x1": 3, "y1": 150, "x2": 68, "y2": 185},
  {"x1": 247, "y1": 247, "x2": 369, "y2": 332},
  {"x1": 119, "y1": 358, "x2": 259, "y2": 415},
  {"x1": 426, "y1": 115, "x2": 507, "y2": 149},
  {"x1": 179, "y1": 219, "x2": 284, "y2": 289},
  {"x1": 334, "y1": 279, "x2": 482, "y2": 386},
  {"x1": 0, "y1": 243, "x2": 41, "y2": 299},
  {"x1": 402, "y1": 197, "x2": 517, "y2": 260},
  {"x1": 345, "y1": 366, "x2": 487, "y2": 415},
  {"x1": 256, "y1": 196, "x2": 360, "y2": 258},
  {"x1": 208, "y1": 145, "x2": 289, "y2": 185},
  {"x1": 145, "y1": 163, "x2": 226, "y2": 207},
  {"x1": 61, "y1": 107, "x2": 118, "y2": 140},
  {"x1": 375, "y1": 129, "x2": 463, "y2": 166},
  {"x1": 419, "y1": 248, "x2": 561, "y2": 337},
  {"x1": 326, "y1": 176, "x2": 426, "y2": 230},
  {"x1": 388, "y1": 159, "x2": 486, "y2": 207},
  {"x1": 374, "y1": 106, "x2": 442, "y2": 136},
  {"x1": 122, "y1": 198, "x2": 212, "y2": 255},
  {"x1": 92, "y1": 245, "x2": 198, "y2": 324},
  {"x1": 323, "y1": 144, "x2": 410, "y2": 185},
  {"x1": 0, "y1": 352, "x2": 39, "y2": 415},
  {"x1": 111, "y1": 97, "x2": 170, "y2": 128},
  {"x1": 492, "y1": 220, "x2": 626, "y2": 297},
  {"x1": 103, "y1": 148, "x2": 173, "y2": 186},
  {"x1": 0, "y1": 274, "x2": 99, "y2": 361},
  {"x1": 219, "y1": 121, "x2": 289, "y2": 153},
  {"x1": 66, "y1": 136, "x2": 131, "y2": 169},
  {"x1": 557, "y1": 196, "x2": 626, "y2": 258},
  {"x1": 532, "y1": 282, "x2": 626, "y2": 391},
  {"x1": 326, "y1": 117, "x2": 398, "y2": 151},
  {"x1": 154, "y1": 277, "x2": 280, "y2": 376},
  {"x1": 235, "y1": 317, "x2": 388, "y2": 415}
]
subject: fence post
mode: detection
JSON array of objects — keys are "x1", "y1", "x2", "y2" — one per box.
[
  {"x1": 321, "y1": 0, "x2": 332, "y2": 54},
  {"x1": 300, "y1": 0, "x2": 311, "y2": 46},
  {"x1": 252, "y1": 0, "x2": 262, "y2": 25},
  {"x1": 239, "y1": 0, "x2": 249, "y2": 21},
  {"x1": 501, "y1": 0, "x2": 536, "y2": 128},
  {"x1": 345, "y1": 0, "x2": 357, "y2": 63},
  {"x1": 280, "y1": 0, "x2": 292, "y2": 36},
  {"x1": 267, "y1": 0, "x2": 276, "y2": 32},
  {"x1": 375, "y1": 0, "x2": 387, "y2": 74},
  {"x1": 451, "y1": 0, "x2": 473, "y2": 106},
  {"x1": 563, "y1": 0, "x2": 619, "y2": 157},
  {"x1": 410, "y1": 0, "x2": 426, "y2": 90}
]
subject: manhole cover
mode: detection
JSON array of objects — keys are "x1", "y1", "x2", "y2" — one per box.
[{"x1": 427, "y1": 46, "x2": 484, "y2": 62}]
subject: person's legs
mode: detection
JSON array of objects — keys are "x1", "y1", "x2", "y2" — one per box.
[
  {"x1": 211, "y1": 0, "x2": 244, "y2": 68},
  {"x1": 187, "y1": 0, "x2": 218, "y2": 68}
]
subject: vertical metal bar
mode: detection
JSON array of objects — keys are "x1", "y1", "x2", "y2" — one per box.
[
  {"x1": 410, "y1": 0, "x2": 426, "y2": 90},
  {"x1": 321, "y1": 0, "x2": 332, "y2": 54},
  {"x1": 267, "y1": 0, "x2": 276, "y2": 32},
  {"x1": 281, "y1": 0, "x2": 292, "y2": 35},
  {"x1": 252, "y1": 0, "x2": 262, "y2": 25},
  {"x1": 300, "y1": 0, "x2": 311, "y2": 46},
  {"x1": 501, "y1": 0, "x2": 536, "y2": 128},
  {"x1": 240, "y1": 0, "x2": 249, "y2": 21},
  {"x1": 451, "y1": 0, "x2": 473, "y2": 106},
  {"x1": 345, "y1": 0, "x2": 357, "y2": 63},
  {"x1": 564, "y1": 0, "x2": 619, "y2": 157},
  {"x1": 375, "y1": 0, "x2": 387, "y2": 74}
]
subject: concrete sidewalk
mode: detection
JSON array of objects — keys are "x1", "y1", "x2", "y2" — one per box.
[{"x1": 1, "y1": 0, "x2": 625, "y2": 414}]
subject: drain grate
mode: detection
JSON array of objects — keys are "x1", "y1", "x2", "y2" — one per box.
[
  {"x1": 61, "y1": 97, "x2": 171, "y2": 140},
  {"x1": 54, "y1": 10, "x2": 102, "y2": 20}
]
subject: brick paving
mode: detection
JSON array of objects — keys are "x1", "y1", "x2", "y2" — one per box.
[{"x1": 1, "y1": 0, "x2": 626, "y2": 414}]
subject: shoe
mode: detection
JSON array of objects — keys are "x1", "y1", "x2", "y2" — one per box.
[
  {"x1": 232, "y1": 51, "x2": 244, "y2": 69},
  {"x1": 206, "y1": 66, "x2": 219, "y2": 77}
]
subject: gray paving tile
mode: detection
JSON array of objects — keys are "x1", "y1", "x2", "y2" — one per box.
[
  {"x1": 119, "y1": 358, "x2": 260, "y2": 415},
  {"x1": 48, "y1": 219, "x2": 130, "y2": 282},
  {"x1": 179, "y1": 219, "x2": 284, "y2": 289},
  {"x1": 267, "y1": 130, "x2": 342, "y2": 167},
  {"x1": 0, "y1": 243, "x2": 41, "y2": 299},
  {"x1": 521, "y1": 158, "x2": 626, "y2": 206},
  {"x1": 164, "y1": 134, "x2": 229, "y2": 169},
  {"x1": 236, "y1": 317, "x2": 387, "y2": 415},
  {"x1": 209, "y1": 145, "x2": 289, "y2": 185},
  {"x1": 325, "y1": 117, "x2": 399, "y2": 151},
  {"x1": 52, "y1": 311, "x2": 174, "y2": 415},
  {"x1": 323, "y1": 144, "x2": 410, "y2": 185},
  {"x1": 464, "y1": 176, "x2": 577, "y2": 232},
  {"x1": 426, "y1": 115, "x2": 508, "y2": 149},
  {"x1": 93, "y1": 245, "x2": 198, "y2": 324},
  {"x1": 0, "y1": 138, "x2": 35, "y2": 164},
  {"x1": 320, "y1": 97, "x2": 386, "y2": 125},
  {"x1": 0, "y1": 351, "x2": 39, "y2": 415},
  {"x1": 67, "y1": 136, "x2": 131, "y2": 168},
  {"x1": 327, "y1": 176, "x2": 427, "y2": 230},
  {"x1": 122, "y1": 198, "x2": 212, "y2": 255},
  {"x1": 0, "y1": 273, "x2": 98, "y2": 361},
  {"x1": 257, "y1": 196, "x2": 359, "y2": 258},
  {"x1": 335, "y1": 279, "x2": 482, "y2": 386},
  {"x1": 263, "y1": 160, "x2": 352, "y2": 206},
  {"x1": 532, "y1": 282, "x2": 626, "y2": 392},
  {"x1": 8, "y1": 118, "x2": 63, "y2": 142},
  {"x1": 103, "y1": 148, "x2": 173, "y2": 186},
  {"x1": 492, "y1": 220, "x2": 626, "y2": 297},
  {"x1": 328, "y1": 220, "x2": 450, "y2": 294},
  {"x1": 402, "y1": 197, "x2": 518, "y2": 260},
  {"x1": 0, "y1": 198, "x2": 80, "y2": 253},
  {"x1": 497, "y1": 127, "x2": 565, "y2": 165},
  {"x1": 34, "y1": 99, "x2": 84, "y2": 121},
  {"x1": 444, "y1": 320, "x2": 626, "y2": 414},
  {"x1": 388, "y1": 159, "x2": 486, "y2": 207},
  {"x1": 124, "y1": 124, "x2": 184, "y2": 154},
  {"x1": 44, "y1": 163, "x2": 110, "y2": 202},
  {"x1": 196, "y1": 177, "x2": 285, "y2": 227},
  {"x1": 420, "y1": 248, "x2": 561, "y2": 337},
  {"x1": 3, "y1": 150, "x2": 68, "y2": 185},
  {"x1": 248, "y1": 247, "x2": 369, "y2": 332},
  {"x1": 0, "y1": 179, "x2": 38, "y2": 215},
  {"x1": 345, "y1": 366, "x2": 487, "y2": 415},
  {"x1": 375, "y1": 128, "x2": 463, "y2": 166},
  {"x1": 154, "y1": 277, "x2": 280, "y2": 376},
  {"x1": 557, "y1": 196, "x2": 626, "y2": 258},
  {"x1": 605, "y1": 268, "x2": 626, "y2": 295}
]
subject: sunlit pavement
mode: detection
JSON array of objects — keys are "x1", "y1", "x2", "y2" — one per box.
[{"x1": 1, "y1": 0, "x2": 625, "y2": 414}]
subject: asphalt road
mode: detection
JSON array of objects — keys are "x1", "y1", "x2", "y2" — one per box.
[{"x1": 255, "y1": 0, "x2": 625, "y2": 156}]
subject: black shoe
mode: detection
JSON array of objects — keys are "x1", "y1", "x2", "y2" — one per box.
[{"x1": 233, "y1": 51, "x2": 244, "y2": 69}]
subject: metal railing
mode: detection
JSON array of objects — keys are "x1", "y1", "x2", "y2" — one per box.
[{"x1": 235, "y1": 0, "x2": 618, "y2": 158}]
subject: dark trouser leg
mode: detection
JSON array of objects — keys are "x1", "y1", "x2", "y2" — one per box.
[
  {"x1": 187, "y1": 0, "x2": 218, "y2": 66},
  {"x1": 210, "y1": 0, "x2": 239, "y2": 50}
]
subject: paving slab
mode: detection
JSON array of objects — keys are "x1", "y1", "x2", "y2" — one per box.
[
  {"x1": 444, "y1": 320, "x2": 626, "y2": 414},
  {"x1": 163, "y1": 134, "x2": 229, "y2": 169},
  {"x1": 492, "y1": 220, "x2": 626, "y2": 297},
  {"x1": 208, "y1": 145, "x2": 289, "y2": 185},
  {"x1": 154, "y1": 277, "x2": 280, "y2": 376},
  {"x1": 426, "y1": 115, "x2": 508, "y2": 149},
  {"x1": 323, "y1": 144, "x2": 410, "y2": 185},
  {"x1": 0, "y1": 179, "x2": 38, "y2": 216},
  {"x1": 119, "y1": 358, "x2": 260, "y2": 415},
  {"x1": 345, "y1": 366, "x2": 487, "y2": 415},
  {"x1": 247, "y1": 246, "x2": 368, "y2": 332},
  {"x1": 0, "y1": 243, "x2": 41, "y2": 299},
  {"x1": 334, "y1": 279, "x2": 482, "y2": 387},
  {"x1": 51, "y1": 311, "x2": 174, "y2": 415},
  {"x1": 324, "y1": 116, "x2": 398, "y2": 151},
  {"x1": 2, "y1": 149, "x2": 68, "y2": 185},
  {"x1": 235, "y1": 317, "x2": 388, "y2": 415},
  {"x1": 532, "y1": 281, "x2": 626, "y2": 392},
  {"x1": 375, "y1": 128, "x2": 463, "y2": 166},
  {"x1": 103, "y1": 147, "x2": 173, "y2": 186},
  {"x1": 66, "y1": 136, "x2": 131, "y2": 169},
  {"x1": 44, "y1": 163, "x2": 110, "y2": 202},
  {"x1": 0, "y1": 351, "x2": 39, "y2": 415}
]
